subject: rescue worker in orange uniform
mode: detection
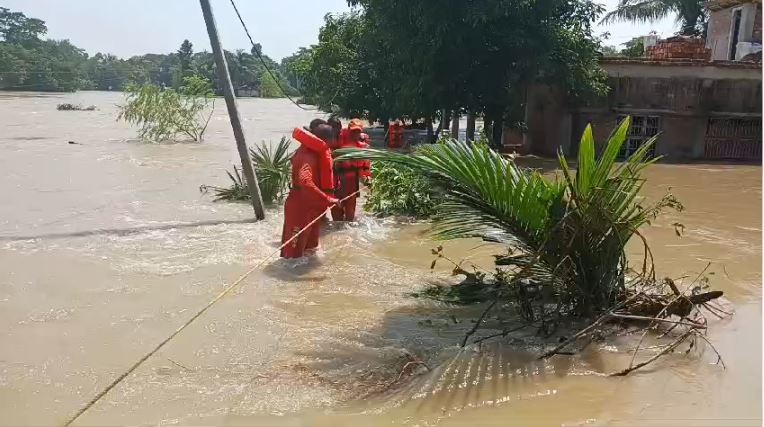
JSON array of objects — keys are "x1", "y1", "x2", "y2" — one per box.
[
  {"x1": 280, "y1": 123, "x2": 339, "y2": 258},
  {"x1": 331, "y1": 118, "x2": 371, "y2": 222},
  {"x1": 320, "y1": 116, "x2": 345, "y2": 225},
  {"x1": 388, "y1": 119, "x2": 405, "y2": 148}
]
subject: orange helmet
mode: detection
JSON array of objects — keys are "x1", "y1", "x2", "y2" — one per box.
[{"x1": 348, "y1": 118, "x2": 364, "y2": 131}]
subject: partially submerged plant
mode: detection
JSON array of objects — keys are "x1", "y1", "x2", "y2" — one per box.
[
  {"x1": 203, "y1": 165, "x2": 251, "y2": 202},
  {"x1": 248, "y1": 136, "x2": 292, "y2": 204},
  {"x1": 365, "y1": 160, "x2": 438, "y2": 218},
  {"x1": 337, "y1": 117, "x2": 683, "y2": 316},
  {"x1": 202, "y1": 138, "x2": 293, "y2": 205},
  {"x1": 117, "y1": 75, "x2": 215, "y2": 142},
  {"x1": 339, "y1": 118, "x2": 727, "y2": 375}
]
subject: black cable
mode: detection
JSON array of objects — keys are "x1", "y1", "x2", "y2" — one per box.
[{"x1": 227, "y1": 0, "x2": 316, "y2": 111}]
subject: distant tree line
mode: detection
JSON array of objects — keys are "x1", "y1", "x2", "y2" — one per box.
[
  {"x1": 600, "y1": 37, "x2": 646, "y2": 58},
  {"x1": 0, "y1": 7, "x2": 296, "y2": 96}
]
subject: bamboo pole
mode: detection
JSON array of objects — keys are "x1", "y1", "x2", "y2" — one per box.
[{"x1": 199, "y1": 0, "x2": 265, "y2": 219}]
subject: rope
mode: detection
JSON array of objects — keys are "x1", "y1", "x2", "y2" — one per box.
[
  {"x1": 62, "y1": 190, "x2": 360, "y2": 426},
  {"x1": 227, "y1": 0, "x2": 316, "y2": 111}
]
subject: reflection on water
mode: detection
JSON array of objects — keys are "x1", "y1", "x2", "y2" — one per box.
[{"x1": 0, "y1": 92, "x2": 760, "y2": 426}]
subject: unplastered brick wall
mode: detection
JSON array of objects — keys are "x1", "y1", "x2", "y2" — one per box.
[{"x1": 646, "y1": 36, "x2": 711, "y2": 60}]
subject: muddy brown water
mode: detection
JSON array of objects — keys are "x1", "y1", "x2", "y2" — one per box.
[{"x1": 0, "y1": 92, "x2": 760, "y2": 426}]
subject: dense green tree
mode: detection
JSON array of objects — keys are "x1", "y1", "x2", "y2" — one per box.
[
  {"x1": 601, "y1": 45, "x2": 621, "y2": 56},
  {"x1": 177, "y1": 39, "x2": 193, "y2": 74},
  {"x1": 280, "y1": 47, "x2": 310, "y2": 92},
  {"x1": 294, "y1": 1, "x2": 608, "y2": 146},
  {"x1": 282, "y1": 47, "x2": 317, "y2": 103},
  {"x1": 0, "y1": 7, "x2": 46, "y2": 46},
  {"x1": 620, "y1": 37, "x2": 646, "y2": 57},
  {"x1": 0, "y1": 7, "x2": 87, "y2": 91},
  {"x1": 299, "y1": 13, "x2": 372, "y2": 116},
  {"x1": 258, "y1": 70, "x2": 281, "y2": 98}
]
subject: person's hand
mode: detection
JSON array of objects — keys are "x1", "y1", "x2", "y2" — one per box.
[
  {"x1": 361, "y1": 177, "x2": 372, "y2": 187},
  {"x1": 328, "y1": 197, "x2": 341, "y2": 208}
]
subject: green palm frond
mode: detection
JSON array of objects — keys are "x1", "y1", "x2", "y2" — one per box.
[
  {"x1": 206, "y1": 138, "x2": 293, "y2": 204},
  {"x1": 338, "y1": 141, "x2": 565, "y2": 250},
  {"x1": 249, "y1": 137, "x2": 293, "y2": 204},
  {"x1": 600, "y1": 0, "x2": 705, "y2": 35},
  {"x1": 338, "y1": 117, "x2": 678, "y2": 314},
  {"x1": 600, "y1": 0, "x2": 674, "y2": 24}
]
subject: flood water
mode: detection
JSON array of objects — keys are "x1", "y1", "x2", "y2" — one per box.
[{"x1": 0, "y1": 92, "x2": 760, "y2": 426}]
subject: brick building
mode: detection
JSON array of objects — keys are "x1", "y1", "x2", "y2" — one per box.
[
  {"x1": 647, "y1": 36, "x2": 712, "y2": 60},
  {"x1": 521, "y1": 16, "x2": 762, "y2": 161},
  {"x1": 706, "y1": 0, "x2": 762, "y2": 61}
]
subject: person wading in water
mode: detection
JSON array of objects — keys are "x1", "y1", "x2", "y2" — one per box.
[
  {"x1": 331, "y1": 118, "x2": 371, "y2": 222},
  {"x1": 280, "y1": 122, "x2": 339, "y2": 258}
]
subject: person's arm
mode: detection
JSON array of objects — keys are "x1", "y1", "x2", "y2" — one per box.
[{"x1": 295, "y1": 159, "x2": 337, "y2": 207}]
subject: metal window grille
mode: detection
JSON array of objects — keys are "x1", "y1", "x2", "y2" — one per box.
[
  {"x1": 617, "y1": 115, "x2": 660, "y2": 159},
  {"x1": 704, "y1": 117, "x2": 762, "y2": 160}
]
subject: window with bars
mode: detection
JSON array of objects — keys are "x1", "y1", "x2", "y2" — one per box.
[{"x1": 616, "y1": 115, "x2": 660, "y2": 159}]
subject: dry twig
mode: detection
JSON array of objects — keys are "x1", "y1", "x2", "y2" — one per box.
[{"x1": 610, "y1": 329, "x2": 694, "y2": 376}]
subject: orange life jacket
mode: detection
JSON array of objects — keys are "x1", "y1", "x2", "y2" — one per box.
[
  {"x1": 292, "y1": 127, "x2": 334, "y2": 192},
  {"x1": 333, "y1": 129, "x2": 371, "y2": 178}
]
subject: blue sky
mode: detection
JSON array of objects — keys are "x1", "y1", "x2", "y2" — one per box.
[{"x1": 4, "y1": 0, "x2": 678, "y2": 60}]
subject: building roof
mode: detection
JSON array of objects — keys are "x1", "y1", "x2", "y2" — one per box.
[
  {"x1": 601, "y1": 57, "x2": 762, "y2": 69},
  {"x1": 707, "y1": 0, "x2": 761, "y2": 11}
]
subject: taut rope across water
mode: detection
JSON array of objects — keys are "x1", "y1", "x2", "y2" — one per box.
[{"x1": 62, "y1": 190, "x2": 360, "y2": 426}]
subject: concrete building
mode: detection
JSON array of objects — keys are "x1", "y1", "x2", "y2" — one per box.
[
  {"x1": 524, "y1": 27, "x2": 762, "y2": 161},
  {"x1": 706, "y1": 0, "x2": 762, "y2": 61}
]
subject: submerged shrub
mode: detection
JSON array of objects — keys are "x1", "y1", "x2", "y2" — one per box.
[
  {"x1": 364, "y1": 160, "x2": 438, "y2": 218},
  {"x1": 117, "y1": 75, "x2": 214, "y2": 142}
]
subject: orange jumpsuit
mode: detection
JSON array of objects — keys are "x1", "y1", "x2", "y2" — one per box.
[
  {"x1": 280, "y1": 132, "x2": 336, "y2": 258},
  {"x1": 388, "y1": 123, "x2": 404, "y2": 148}
]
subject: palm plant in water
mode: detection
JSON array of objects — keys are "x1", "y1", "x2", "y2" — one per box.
[
  {"x1": 204, "y1": 137, "x2": 292, "y2": 204},
  {"x1": 248, "y1": 136, "x2": 293, "y2": 204},
  {"x1": 337, "y1": 117, "x2": 682, "y2": 317}
]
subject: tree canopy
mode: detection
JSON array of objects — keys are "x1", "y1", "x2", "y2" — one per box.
[
  {"x1": 601, "y1": 36, "x2": 646, "y2": 57},
  {"x1": 290, "y1": 0, "x2": 608, "y2": 132}
]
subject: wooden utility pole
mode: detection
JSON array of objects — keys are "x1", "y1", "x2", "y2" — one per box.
[{"x1": 199, "y1": 0, "x2": 265, "y2": 220}]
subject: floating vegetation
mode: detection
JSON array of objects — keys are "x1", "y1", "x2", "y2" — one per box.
[{"x1": 57, "y1": 103, "x2": 96, "y2": 111}]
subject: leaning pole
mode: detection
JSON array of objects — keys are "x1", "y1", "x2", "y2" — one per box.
[{"x1": 199, "y1": 0, "x2": 266, "y2": 220}]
